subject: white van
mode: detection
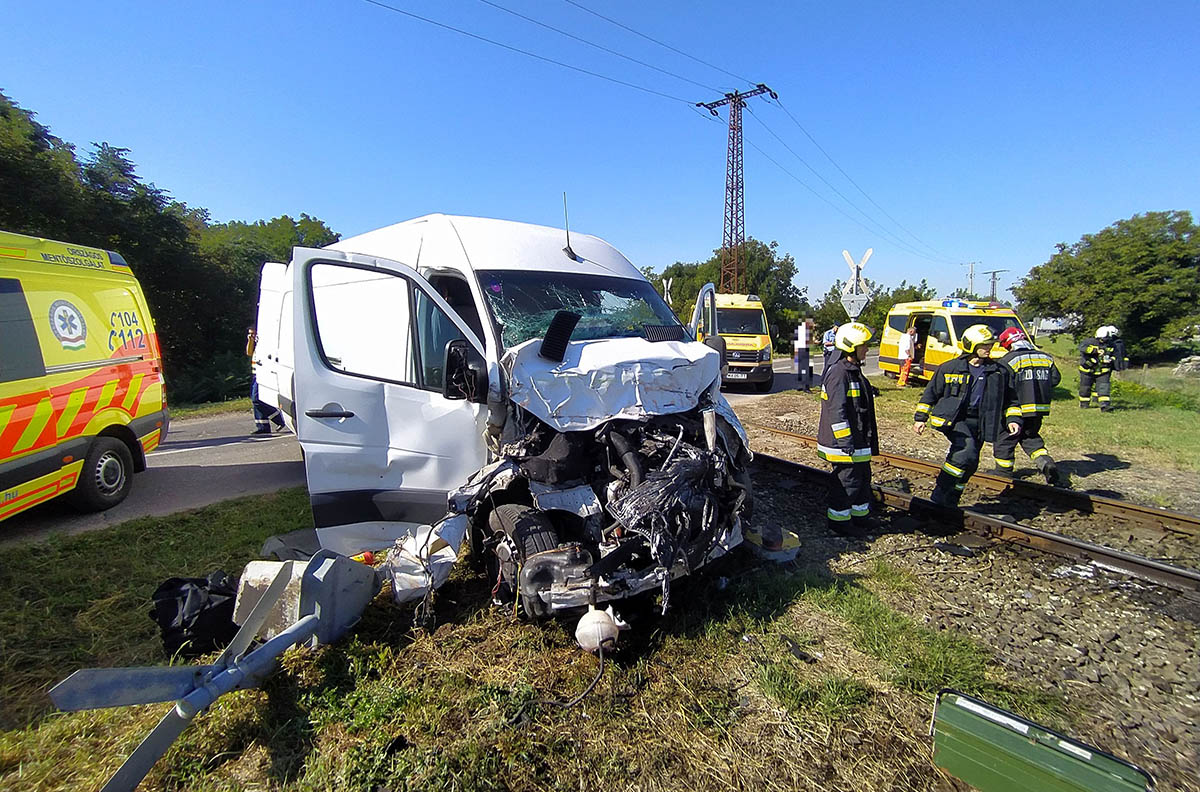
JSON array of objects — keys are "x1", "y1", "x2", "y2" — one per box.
[{"x1": 255, "y1": 214, "x2": 750, "y2": 616}]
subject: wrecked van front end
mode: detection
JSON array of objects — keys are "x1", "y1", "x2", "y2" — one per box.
[{"x1": 456, "y1": 331, "x2": 752, "y2": 619}]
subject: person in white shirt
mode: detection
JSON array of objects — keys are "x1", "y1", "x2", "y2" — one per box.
[{"x1": 897, "y1": 326, "x2": 917, "y2": 386}]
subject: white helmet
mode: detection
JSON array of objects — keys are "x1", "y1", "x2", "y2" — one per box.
[{"x1": 1096, "y1": 325, "x2": 1119, "y2": 339}]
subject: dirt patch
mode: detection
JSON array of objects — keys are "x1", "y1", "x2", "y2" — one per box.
[{"x1": 736, "y1": 389, "x2": 1200, "y2": 515}]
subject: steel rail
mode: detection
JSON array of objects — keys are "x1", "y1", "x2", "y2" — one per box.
[
  {"x1": 744, "y1": 422, "x2": 1200, "y2": 536},
  {"x1": 750, "y1": 453, "x2": 1200, "y2": 594}
]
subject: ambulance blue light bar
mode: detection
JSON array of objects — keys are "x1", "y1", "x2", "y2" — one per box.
[{"x1": 941, "y1": 299, "x2": 970, "y2": 308}]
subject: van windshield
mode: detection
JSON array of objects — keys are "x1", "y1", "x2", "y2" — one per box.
[
  {"x1": 950, "y1": 314, "x2": 1023, "y2": 339},
  {"x1": 476, "y1": 270, "x2": 681, "y2": 349},
  {"x1": 716, "y1": 307, "x2": 767, "y2": 335}
]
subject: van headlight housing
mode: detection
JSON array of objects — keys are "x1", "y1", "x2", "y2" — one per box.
[{"x1": 760, "y1": 346, "x2": 772, "y2": 362}]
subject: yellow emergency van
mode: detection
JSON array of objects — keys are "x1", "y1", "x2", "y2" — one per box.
[
  {"x1": 878, "y1": 299, "x2": 1029, "y2": 381},
  {"x1": 694, "y1": 293, "x2": 774, "y2": 391},
  {"x1": 0, "y1": 230, "x2": 168, "y2": 522}
]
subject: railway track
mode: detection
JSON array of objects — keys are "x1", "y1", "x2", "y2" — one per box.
[
  {"x1": 745, "y1": 422, "x2": 1200, "y2": 537},
  {"x1": 744, "y1": 429, "x2": 1200, "y2": 595}
]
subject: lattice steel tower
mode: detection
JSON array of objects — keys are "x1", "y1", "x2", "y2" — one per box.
[{"x1": 698, "y1": 83, "x2": 777, "y2": 294}]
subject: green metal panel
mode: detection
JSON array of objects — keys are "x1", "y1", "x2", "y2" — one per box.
[{"x1": 931, "y1": 690, "x2": 1154, "y2": 792}]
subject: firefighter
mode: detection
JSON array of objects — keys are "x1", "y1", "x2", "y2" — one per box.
[
  {"x1": 1078, "y1": 325, "x2": 1128, "y2": 412},
  {"x1": 817, "y1": 322, "x2": 879, "y2": 536},
  {"x1": 913, "y1": 324, "x2": 1022, "y2": 506},
  {"x1": 993, "y1": 327, "x2": 1061, "y2": 485}
]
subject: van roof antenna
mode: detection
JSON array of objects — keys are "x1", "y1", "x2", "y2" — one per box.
[{"x1": 562, "y1": 192, "x2": 580, "y2": 262}]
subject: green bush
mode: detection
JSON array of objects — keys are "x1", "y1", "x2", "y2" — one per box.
[
  {"x1": 167, "y1": 351, "x2": 252, "y2": 405},
  {"x1": 1111, "y1": 379, "x2": 1200, "y2": 411}
]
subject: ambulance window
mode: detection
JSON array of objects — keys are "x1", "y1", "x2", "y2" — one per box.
[
  {"x1": 0, "y1": 278, "x2": 47, "y2": 383},
  {"x1": 887, "y1": 315, "x2": 907, "y2": 334},
  {"x1": 309, "y1": 263, "x2": 417, "y2": 385},
  {"x1": 929, "y1": 315, "x2": 951, "y2": 344}
]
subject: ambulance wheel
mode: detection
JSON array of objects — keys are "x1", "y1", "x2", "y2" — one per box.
[
  {"x1": 70, "y1": 437, "x2": 134, "y2": 512},
  {"x1": 755, "y1": 370, "x2": 775, "y2": 392}
]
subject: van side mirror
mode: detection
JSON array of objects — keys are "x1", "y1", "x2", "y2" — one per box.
[
  {"x1": 703, "y1": 334, "x2": 728, "y2": 375},
  {"x1": 770, "y1": 323, "x2": 779, "y2": 337},
  {"x1": 443, "y1": 339, "x2": 487, "y2": 404}
]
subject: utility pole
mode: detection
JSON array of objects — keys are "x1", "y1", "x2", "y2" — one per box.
[
  {"x1": 961, "y1": 261, "x2": 977, "y2": 297},
  {"x1": 981, "y1": 269, "x2": 1009, "y2": 301},
  {"x1": 697, "y1": 83, "x2": 777, "y2": 294}
]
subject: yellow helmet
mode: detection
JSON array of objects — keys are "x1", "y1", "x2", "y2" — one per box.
[
  {"x1": 834, "y1": 322, "x2": 873, "y2": 353},
  {"x1": 960, "y1": 324, "x2": 996, "y2": 354}
]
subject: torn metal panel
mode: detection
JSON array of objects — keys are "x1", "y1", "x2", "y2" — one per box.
[{"x1": 503, "y1": 336, "x2": 723, "y2": 432}]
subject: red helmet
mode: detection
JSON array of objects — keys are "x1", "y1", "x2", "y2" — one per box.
[{"x1": 997, "y1": 327, "x2": 1027, "y2": 349}]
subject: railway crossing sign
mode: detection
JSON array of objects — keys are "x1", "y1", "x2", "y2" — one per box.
[
  {"x1": 840, "y1": 292, "x2": 870, "y2": 318},
  {"x1": 840, "y1": 248, "x2": 872, "y2": 319}
]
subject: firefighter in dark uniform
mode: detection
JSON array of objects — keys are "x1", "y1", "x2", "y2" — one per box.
[
  {"x1": 1078, "y1": 325, "x2": 1128, "y2": 412},
  {"x1": 913, "y1": 324, "x2": 1022, "y2": 506},
  {"x1": 817, "y1": 322, "x2": 879, "y2": 536},
  {"x1": 993, "y1": 327, "x2": 1062, "y2": 485}
]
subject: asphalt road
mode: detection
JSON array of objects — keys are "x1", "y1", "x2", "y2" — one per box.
[
  {"x1": 0, "y1": 412, "x2": 305, "y2": 546},
  {"x1": 1, "y1": 353, "x2": 880, "y2": 544},
  {"x1": 722, "y1": 352, "x2": 881, "y2": 405}
]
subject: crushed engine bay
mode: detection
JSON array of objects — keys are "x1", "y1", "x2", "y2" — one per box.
[{"x1": 462, "y1": 399, "x2": 751, "y2": 618}]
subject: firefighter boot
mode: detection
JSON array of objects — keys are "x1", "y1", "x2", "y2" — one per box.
[
  {"x1": 1036, "y1": 456, "x2": 1061, "y2": 486},
  {"x1": 827, "y1": 517, "x2": 869, "y2": 538},
  {"x1": 851, "y1": 513, "x2": 880, "y2": 534}
]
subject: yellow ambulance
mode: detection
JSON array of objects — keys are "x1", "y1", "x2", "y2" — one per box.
[
  {"x1": 878, "y1": 299, "x2": 1028, "y2": 381},
  {"x1": 694, "y1": 293, "x2": 774, "y2": 391},
  {"x1": 0, "y1": 230, "x2": 168, "y2": 521}
]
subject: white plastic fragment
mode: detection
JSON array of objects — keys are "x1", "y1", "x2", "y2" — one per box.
[
  {"x1": 574, "y1": 605, "x2": 628, "y2": 652},
  {"x1": 382, "y1": 514, "x2": 469, "y2": 604}
]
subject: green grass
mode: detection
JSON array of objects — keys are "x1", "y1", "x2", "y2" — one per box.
[
  {"x1": 169, "y1": 397, "x2": 253, "y2": 419},
  {"x1": 872, "y1": 366, "x2": 1200, "y2": 472},
  {"x1": 0, "y1": 488, "x2": 313, "y2": 730},
  {"x1": 0, "y1": 497, "x2": 1068, "y2": 791}
]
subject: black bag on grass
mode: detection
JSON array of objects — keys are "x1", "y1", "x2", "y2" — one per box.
[{"x1": 149, "y1": 571, "x2": 239, "y2": 657}]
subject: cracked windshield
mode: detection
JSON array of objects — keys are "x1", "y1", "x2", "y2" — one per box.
[{"x1": 477, "y1": 269, "x2": 681, "y2": 349}]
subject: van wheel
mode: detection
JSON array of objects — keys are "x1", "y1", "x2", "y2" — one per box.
[
  {"x1": 69, "y1": 437, "x2": 134, "y2": 512},
  {"x1": 488, "y1": 504, "x2": 559, "y2": 619},
  {"x1": 755, "y1": 370, "x2": 775, "y2": 392}
]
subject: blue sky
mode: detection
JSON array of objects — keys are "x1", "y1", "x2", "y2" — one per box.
[{"x1": 4, "y1": 0, "x2": 1197, "y2": 301}]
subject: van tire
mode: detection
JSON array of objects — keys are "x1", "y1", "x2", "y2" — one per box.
[
  {"x1": 69, "y1": 437, "x2": 134, "y2": 512},
  {"x1": 755, "y1": 370, "x2": 774, "y2": 392}
]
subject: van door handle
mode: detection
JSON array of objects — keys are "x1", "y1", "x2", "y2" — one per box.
[{"x1": 305, "y1": 408, "x2": 355, "y2": 419}]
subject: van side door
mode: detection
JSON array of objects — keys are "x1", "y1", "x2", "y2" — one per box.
[{"x1": 291, "y1": 248, "x2": 489, "y2": 555}]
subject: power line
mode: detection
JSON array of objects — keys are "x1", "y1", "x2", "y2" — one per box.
[
  {"x1": 770, "y1": 98, "x2": 953, "y2": 260},
  {"x1": 359, "y1": 0, "x2": 695, "y2": 106},
  {"x1": 476, "y1": 0, "x2": 720, "y2": 93},
  {"x1": 744, "y1": 106, "x2": 955, "y2": 264},
  {"x1": 745, "y1": 137, "x2": 953, "y2": 266},
  {"x1": 560, "y1": 0, "x2": 757, "y2": 88}
]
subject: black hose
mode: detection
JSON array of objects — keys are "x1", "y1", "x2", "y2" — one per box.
[
  {"x1": 608, "y1": 430, "x2": 644, "y2": 488},
  {"x1": 507, "y1": 638, "x2": 614, "y2": 724}
]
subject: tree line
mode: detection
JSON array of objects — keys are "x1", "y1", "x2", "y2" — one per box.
[{"x1": 0, "y1": 90, "x2": 339, "y2": 402}]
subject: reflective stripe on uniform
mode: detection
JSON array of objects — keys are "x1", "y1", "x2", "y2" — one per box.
[
  {"x1": 929, "y1": 415, "x2": 947, "y2": 427},
  {"x1": 1004, "y1": 406, "x2": 1022, "y2": 419},
  {"x1": 820, "y1": 387, "x2": 829, "y2": 401},
  {"x1": 942, "y1": 461, "x2": 965, "y2": 477},
  {"x1": 995, "y1": 458, "x2": 1014, "y2": 469},
  {"x1": 915, "y1": 403, "x2": 931, "y2": 414},
  {"x1": 833, "y1": 424, "x2": 851, "y2": 439},
  {"x1": 850, "y1": 503, "x2": 870, "y2": 517},
  {"x1": 817, "y1": 444, "x2": 853, "y2": 463},
  {"x1": 1020, "y1": 403, "x2": 1051, "y2": 414},
  {"x1": 847, "y1": 386, "x2": 861, "y2": 397},
  {"x1": 954, "y1": 482, "x2": 966, "y2": 491},
  {"x1": 1030, "y1": 448, "x2": 1049, "y2": 459},
  {"x1": 827, "y1": 507, "x2": 851, "y2": 521},
  {"x1": 1098, "y1": 396, "x2": 1111, "y2": 402}
]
